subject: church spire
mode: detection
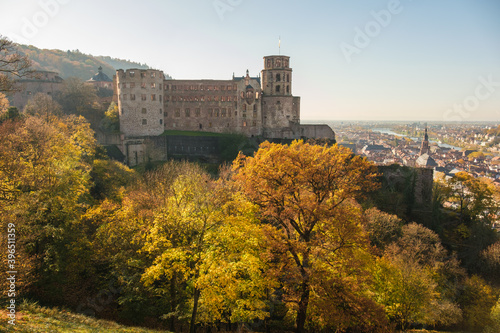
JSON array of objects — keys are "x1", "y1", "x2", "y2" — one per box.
[{"x1": 420, "y1": 126, "x2": 430, "y2": 155}]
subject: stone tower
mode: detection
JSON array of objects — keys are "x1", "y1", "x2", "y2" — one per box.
[
  {"x1": 261, "y1": 55, "x2": 300, "y2": 138},
  {"x1": 116, "y1": 68, "x2": 165, "y2": 137}
]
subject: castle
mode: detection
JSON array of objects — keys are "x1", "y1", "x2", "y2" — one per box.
[{"x1": 115, "y1": 55, "x2": 334, "y2": 141}]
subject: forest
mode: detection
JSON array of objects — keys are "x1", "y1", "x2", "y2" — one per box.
[{"x1": 0, "y1": 36, "x2": 499, "y2": 333}]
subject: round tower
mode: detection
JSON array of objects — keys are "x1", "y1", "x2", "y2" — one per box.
[{"x1": 261, "y1": 55, "x2": 292, "y2": 96}]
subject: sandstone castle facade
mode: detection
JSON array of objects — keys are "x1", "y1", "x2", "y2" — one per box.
[{"x1": 115, "y1": 55, "x2": 334, "y2": 140}]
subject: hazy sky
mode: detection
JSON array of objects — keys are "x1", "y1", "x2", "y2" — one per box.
[{"x1": 1, "y1": 0, "x2": 499, "y2": 122}]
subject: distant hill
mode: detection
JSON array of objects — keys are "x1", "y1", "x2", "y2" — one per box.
[{"x1": 14, "y1": 44, "x2": 172, "y2": 81}]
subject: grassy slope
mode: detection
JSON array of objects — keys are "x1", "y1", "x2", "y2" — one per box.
[{"x1": 0, "y1": 302, "x2": 169, "y2": 333}]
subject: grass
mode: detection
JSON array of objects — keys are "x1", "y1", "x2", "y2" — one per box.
[{"x1": 0, "y1": 300, "x2": 169, "y2": 333}]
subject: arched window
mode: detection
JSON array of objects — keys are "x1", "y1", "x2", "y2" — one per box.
[{"x1": 276, "y1": 73, "x2": 281, "y2": 82}]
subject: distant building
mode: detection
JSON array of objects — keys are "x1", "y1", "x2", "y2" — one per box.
[
  {"x1": 8, "y1": 70, "x2": 63, "y2": 110},
  {"x1": 86, "y1": 66, "x2": 113, "y2": 90},
  {"x1": 115, "y1": 55, "x2": 335, "y2": 140},
  {"x1": 416, "y1": 153, "x2": 438, "y2": 168}
]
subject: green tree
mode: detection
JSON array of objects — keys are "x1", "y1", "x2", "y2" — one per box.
[
  {"x1": 233, "y1": 140, "x2": 381, "y2": 333},
  {"x1": 24, "y1": 92, "x2": 62, "y2": 121},
  {"x1": 100, "y1": 101, "x2": 120, "y2": 132}
]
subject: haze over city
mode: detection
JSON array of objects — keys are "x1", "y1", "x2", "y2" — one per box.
[{"x1": 1, "y1": 0, "x2": 499, "y2": 121}]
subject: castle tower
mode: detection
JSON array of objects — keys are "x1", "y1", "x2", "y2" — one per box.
[
  {"x1": 420, "y1": 127, "x2": 430, "y2": 155},
  {"x1": 261, "y1": 55, "x2": 300, "y2": 138},
  {"x1": 262, "y1": 55, "x2": 293, "y2": 96},
  {"x1": 116, "y1": 68, "x2": 164, "y2": 137}
]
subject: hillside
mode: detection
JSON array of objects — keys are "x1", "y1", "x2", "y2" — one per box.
[
  {"x1": 0, "y1": 301, "x2": 169, "y2": 333},
  {"x1": 14, "y1": 44, "x2": 172, "y2": 80}
]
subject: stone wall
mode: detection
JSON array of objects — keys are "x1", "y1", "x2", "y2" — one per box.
[
  {"x1": 9, "y1": 71, "x2": 63, "y2": 110},
  {"x1": 116, "y1": 69, "x2": 165, "y2": 137}
]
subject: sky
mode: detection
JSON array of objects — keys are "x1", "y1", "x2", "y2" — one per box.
[{"x1": 1, "y1": 0, "x2": 499, "y2": 122}]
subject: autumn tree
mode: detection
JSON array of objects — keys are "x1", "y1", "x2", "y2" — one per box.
[
  {"x1": 0, "y1": 35, "x2": 32, "y2": 94},
  {"x1": 54, "y1": 77, "x2": 100, "y2": 116},
  {"x1": 232, "y1": 140, "x2": 381, "y2": 333},
  {"x1": 24, "y1": 92, "x2": 63, "y2": 121},
  {"x1": 374, "y1": 223, "x2": 464, "y2": 330},
  {"x1": 0, "y1": 113, "x2": 99, "y2": 305}
]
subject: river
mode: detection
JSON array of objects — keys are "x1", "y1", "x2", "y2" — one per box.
[{"x1": 372, "y1": 128, "x2": 462, "y2": 150}]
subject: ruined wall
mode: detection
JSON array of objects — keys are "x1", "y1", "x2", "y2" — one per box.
[
  {"x1": 9, "y1": 71, "x2": 63, "y2": 110},
  {"x1": 163, "y1": 79, "x2": 239, "y2": 133},
  {"x1": 299, "y1": 124, "x2": 335, "y2": 140}
]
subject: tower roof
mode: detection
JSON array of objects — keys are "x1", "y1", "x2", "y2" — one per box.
[
  {"x1": 416, "y1": 153, "x2": 438, "y2": 168},
  {"x1": 87, "y1": 66, "x2": 112, "y2": 82}
]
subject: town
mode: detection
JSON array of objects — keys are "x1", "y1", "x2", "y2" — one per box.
[{"x1": 332, "y1": 121, "x2": 500, "y2": 183}]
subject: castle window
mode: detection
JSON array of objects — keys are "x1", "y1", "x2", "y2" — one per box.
[
  {"x1": 207, "y1": 96, "x2": 212, "y2": 102},
  {"x1": 159, "y1": 108, "x2": 162, "y2": 114},
  {"x1": 175, "y1": 109, "x2": 180, "y2": 117},
  {"x1": 160, "y1": 119, "x2": 163, "y2": 125},
  {"x1": 252, "y1": 121, "x2": 256, "y2": 127},
  {"x1": 121, "y1": 108, "x2": 124, "y2": 114},
  {"x1": 164, "y1": 111, "x2": 168, "y2": 117},
  {"x1": 172, "y1": 85, "x2": 176, "y2": 91},
  {"x1": 253, "y1": 111, "x2": 257, "y2": 118},
  {"x1": 151, "y1": 83, "x2": 156, "y2": 88},
  {"x1": 277, "y1": 100, "x2": 281, "y2": 104},
  {"x1": 159, "y1": 84, "x2": 162, "y2": 90},
  {"x1": 209, "y1": 122, "x2": 212, "y2": 128},
  {"x1": 165, "y1": 84, "x2": 169, "y2": 90},
  {"x1": 233, "y1": 85, "x2": 237, "y2": 90},
  {"x1": 286, "y1": 85, "x2": 290, "y2": 94},
  {"x1": 142, "y1": 108, "x2": 147, "y2": 114},
  {"x1": 129, "y1": 71, "x2": 135, "y2": 77},
  {"x1": 141, "y1": 83, "x2": 146, "y2": 89},
  {"x1": 267, "y1": 59, "x2": 271, "y2": 68},
  {"x1": 221, "y1": 108, "x2": 226, "y2": 117},
  {"x1": 242, "y1": 112, "x2": 246, "y2": 118},
  {"x1": 195, "y1": 108, "x2": 200, "y2": 117},
  {"x1": 142, "y1": 119, "x2": 147, "y2": 125},
  {"x1": 131, "y1": 94, "x2": 136, "y2": 100},
  {"x1": 276, "y1": 85, "x2": 280, "y2": 93},
  {"x1": 235, "y1": 111, "x2": 237, "y2": 116},
  {"x1": 140, "y1": 72, "x2": 146, "y2": 78},
  {"x1": 130, "y1": 82, "x2": 135, "y2": 88},
  {"x1": 215, "y1": 108, "x2": 219, "y2": 117},
  {"x1": 227, "y1": 85, "x2": 232, "y2": 91},
  {"x1": 201, "y1": 96, "x2": 205, "y2": 102},
  {"x1": 243, "y1": 121, "x2": 247, "y2": 127},
  {"x1": 151, "y1": 72, "x2": 156, "y2": 78},
  {"x1": 185, "y1": 108, "x2": 191, "y2": 117},
  {"x1": 200, "y1": 85, "x2": 204, "y2": 91},
  {"x1": 141, "y1": 94, "x2": 147, "y2": 101},
  {"x1": 287, "y1": 74, "x2": 290, "y2": 82},
  {"x1": 256, "y1": 92, "x2": 259, "y2": 99},
  {"x1": 276, "y1": 74, "x2": 281, "y2": 82},
  {"x1": 151, "y1": 94, "x2": 156, "y2": 101},
  {"x1": 215, "y1": 96, "x2": 219, "y2": 102}
]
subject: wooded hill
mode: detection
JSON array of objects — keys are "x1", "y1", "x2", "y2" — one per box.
[{"x1": 14, "y1": 43, "x2": 172, "y2": 80}]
